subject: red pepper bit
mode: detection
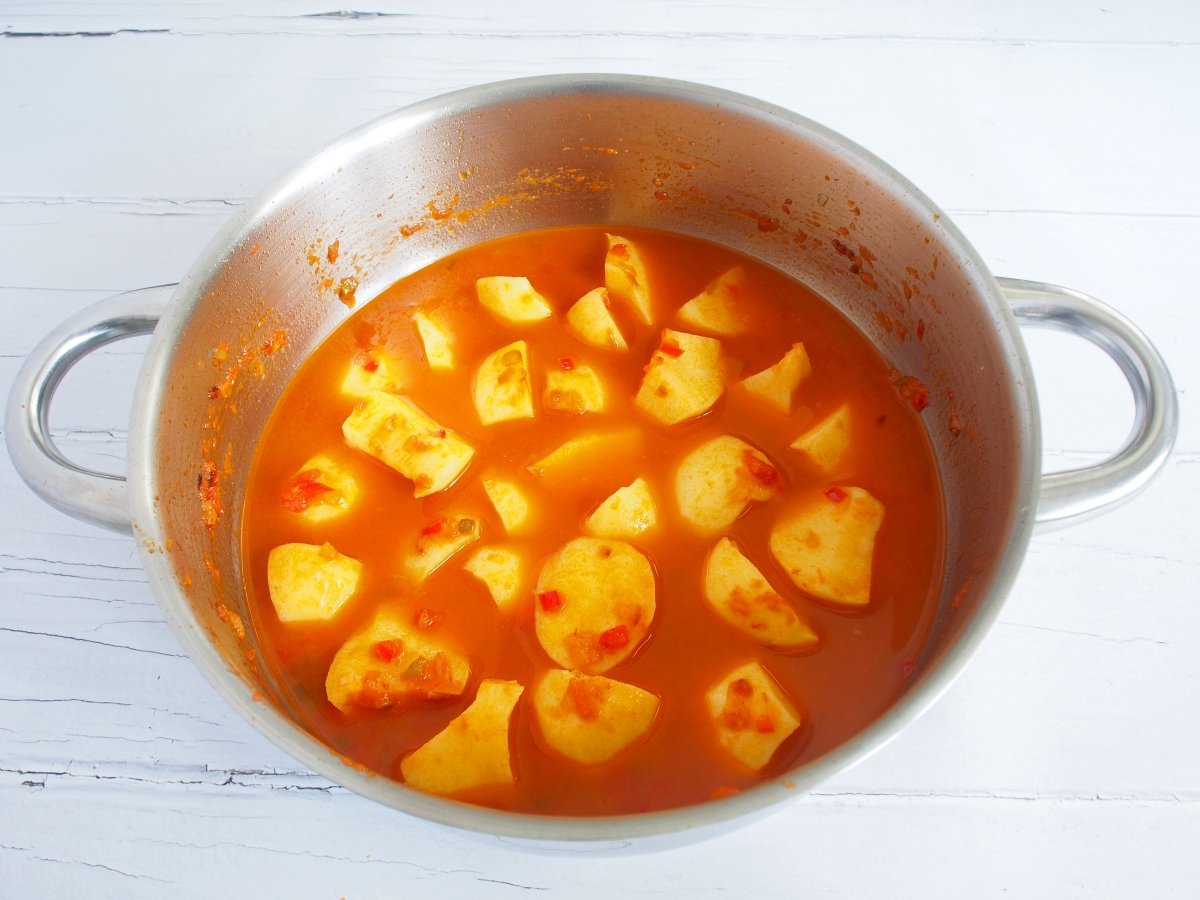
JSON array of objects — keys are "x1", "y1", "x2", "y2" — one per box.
[
  {"x1": 894, "y1": 374, "x2": 930, "y2": 411},
  {"x1": 420, "y1": 520, "x2": 443, "y2": 536},
  {"x1": 710, "y1": 785, "x2": 740, "y2": 800},
  {"x1": 538, "y1": 590, "x2": 563, "y2": 612},
  {"x1": 742, "y1": 452, "x2": 778, "y2": 485},
  {"x1": 610, "y1": 242, "x2": 628, "y2": 257},
  {"x1": 413, "y1": 608, "x2": 444, "y2": 630},
  {"x1": 730, "y1": 678, "x2": 753, "y2": 697},
  {"x1": 371, "y1": 639, "x2": 404, "y2": 663},
  {"x1": 901, "y1": 659, "x2": 916, "y2": 679},
  {"x1": 825, "y1": 487, "x2": 848, "y2": 504},
  {"x1": 599, "y1": 625, "x2": 629, "y2": 649},
  {"x1": 435, "y1": 428, "x2": 447, "y2": 439},
  {"x1": 281, "y1": 469, "x2": 333, "y2": 512},
  {"x1": 755, "y1": 715, "x2": 776, "y2": 733},
  {"x1": 658, "y1": 339, "x2": 684, "y2": 357},
  {"x1": 558, "y1": 356, "x2": 575, "y2": 370}
]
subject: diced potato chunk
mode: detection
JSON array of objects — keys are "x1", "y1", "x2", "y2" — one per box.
[
  {"x1": 634, "y1": 329, "x2": 724, "y2": 426},
  {"x1": 676, "y1": 266, "x2": 751, "y2": 335},
  {"x1": 604, "y1": 234, "x2": 654, "y2": 325},
  {"x1": 566, "y1": 287, "x2": 628, "y2": 351},
  {"x1": 706, "y1": 661, "x2": 802, "y2": 771},
  {"x1": 476, "y1": 276, "x2": 553, "y2": 323},
  {"x1": 341, "y1": 348, "x2": 404, "y2": 397},
  {"x1": 400, "y1": 679, "x2": 524, "y2": 795},
  {"x1": 740, "y1": 343, "x2": 812, "y2": 414},
  {"x1": 533, "y1": 669, "x2": 660, "y2": 765},
  {"x1": 544, "y1": 364, "x2": 605, "y2": 415},
  {"x1": 324, "y1": 610, "x2": 470, "y2": 712},
  {"x1": 675, "y1": 435, "x2": 782, "y2": 530},
  {"x1": 482, "y1": 477, "x2": 531, "y2": 534},
  {"x1": 584, "y1": 478, "x2": 657, "y2": 539},
  {"x1": 280, "y1": 454, "x2": 359, "y2": 523},
  {"x1": 534, "y1": 537, "x2": 655, "y2": 675},
  {"x1": 342, "y1": 391, "x2": 474, "y2": 497},
  {"x1": 474, "y1": 341, "x2": 534, "y2": 425},
  {"x1": 769, "y1": 486, "x2": 884, "y2": 608},
  {"x1": 703, "y1": 538, "x2": 818, "y2": 651},
  {"x1": 412, "y1": 312, "x2": 454, "y2": 370},
  {"x1": 266, "y1": 542, "x2": 362, "y2": 623},
  {"x1": 405, "y1": 513, "x2": 482, "y2": 582},
  {"x1": 528, "y1": 430, "x2": 642, "y2": 481},
  {"x1": 790, "y1": 403, "x2": 851, "y2": 472},
  {"x1": 464, "y1": 546, "x2": 524, "y2": 611}
]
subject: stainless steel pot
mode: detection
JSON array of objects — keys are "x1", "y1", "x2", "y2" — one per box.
[{"x1": 6, "y1": 75, "x2": 1177, "y2": 846}]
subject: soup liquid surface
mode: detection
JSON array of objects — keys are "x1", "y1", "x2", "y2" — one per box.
[{"x1": 241, "y1": 226, "x2": 944, "y2": 816}]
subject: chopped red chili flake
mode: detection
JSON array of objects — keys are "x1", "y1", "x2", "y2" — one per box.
[
  {"x1": 710, "y1": 785, "x2": 740, "y2": 800},
  {"x1": 730, "y1": 678, "x2": 753, "y2": 697},
  {"x1": 599, "y1": 625, "x2": 629, "y2": 649},
  {"x1": 743, "y1": 452, "x2": 778, "y2": 485},
  {"x1": 207, "y1": 385, "x2": 220, "y2": 400},
  {"x1": 435, "y1": 428, "x2": 447, "y2": 439},
  {"x1": 558, "y1": 356, "x2": 575, "y2": 370},
  {"x1": 420, "y1": 520, "x2": 443, "y2": 536},
  {"x1": 610, "y1": 242, "x2": 628, "y2": 257},
  {"x1": 895, "y1": 374, "x2": 930, "y2": 411},
  {"x1": 413, "y1": 608, "x2": 444, "y2": 630},
  {"x1": 825, "y1": 487, "x2": 848, "y2": 503},
  {"x1": 371, "y1": 639, "x2": 404, "y2": 663},
  {"x1": 755, "y1": 715, "x2": 776, "y2": 733},
  {"x1": 362, "y1": 356, "x2": 379, "y2": 373},
  {"x1": 281, "y1": 469, "x2": 333, "y2": 512},
  {"x1": 658, "y1": 339, "x2": 683, "y2": 357},
  {"x1": 538, "y1": 590, "x2": 563, "y2": 612}
]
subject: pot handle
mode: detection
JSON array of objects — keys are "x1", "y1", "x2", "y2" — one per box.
[
  {"x1": 5, "y1": 284, "x2": 175, "y2": 534},
  {"x1": 1000, "y1": 277, "x2": 1178, "y2": 530}
]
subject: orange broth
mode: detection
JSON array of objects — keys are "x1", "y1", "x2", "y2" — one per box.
[{"x1": 240, "y1": 226, "x2": 944, "y2": 815}]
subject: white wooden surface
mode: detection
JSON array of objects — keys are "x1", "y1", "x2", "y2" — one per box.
[{"x1": 2, "y1": 2, "x2": 1197, "y2": 896}]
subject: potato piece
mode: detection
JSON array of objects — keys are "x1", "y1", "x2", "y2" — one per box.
[
  {"x1": 675, "y1": 435, "x2": 782, "y2": 530},
  {"x1": 412, "y1": 312, "x2": 453, "y2": 370},
  {"x1": 280, "y1": 454, "x2": 359, "y2": 523},
  {"x1": 463, "y1": 546, "x2": 524, "y2": 611},
  {"x1": 703, "y1": 538, "x2": 818, "y2": 651},
  {"x1": 634, "y1": 329, "x2": 724, "y2": 426},
  {"x1": 534, "y1": 537, "x2": 655, "y2": 674},
  {"x1": 342, "y1": 391, "x2": 474, "y2": 497},
  {"x1": 706, "y1": 661, "x2": 802, "y2": 771},
  {"x1": 341, "y1": 348, "x2": 404, "y2": 397},
  {"x1": 400, "y1": 679, "x2": 524, "y2": 795},
  {"x1": 769, "y1": 486, "x2": 884, "y2": 608},
  {"x1": 405, "y1": 513, "x2": 482, "y2": 582},
  {"x1": 533, "y1": 669, "x2": 660, "y2": 765},
  {"x1": 740, "y1": 343, "x2": 812, "y2": 414},
  {"x1": 325, "y1": 610, "x2": 470, "y2": 712},
  {"x1": 544, "y1": 364, "x2": 606, "y2": 415},
  {"x1": 584, "y1": 478, "x2": 657, "y2": 539},
  {"x1": 604, "y1": 234, "x2": 653, "y2": 325},
  {"x1": 566, "y1": 287, "x2": 628, "y2": 351},
  {"x1": 790, "y1": 403, "x2": 851, "y2": 472},
  {"x1": 266, "y1": 542, "x2": 362, "y2": 623},
  {"x1": 676, "y1": 266, "x2": 751, "y2": 335},
  {"x1": 528, "y1": 430, "x2": 642, "y2": 481},
  {"x1": 482, "y1": 478, "x2": 530, "y2": 534},
  {"x1": 476, "y1": 276, "x2": 553, "y2": 323},
  {"x1": 474, "y1": 341, "x2": 535, "y2": 425}
]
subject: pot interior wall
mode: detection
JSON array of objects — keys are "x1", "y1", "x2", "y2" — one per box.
[{"x1": 140, "y1": 79, "x2": 1035, "y2": 793}]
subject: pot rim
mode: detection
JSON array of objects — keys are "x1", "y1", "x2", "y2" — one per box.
[{"x1": 127, "y1": 73, "x2": 1040, "y2": 843}]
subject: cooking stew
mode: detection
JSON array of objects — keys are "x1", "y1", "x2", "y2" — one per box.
[{"x1": 240, "y1": 226, "x2": 945, "y2": 815}]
